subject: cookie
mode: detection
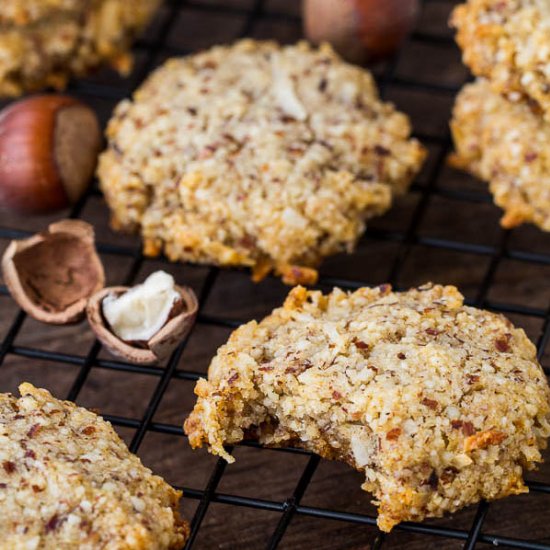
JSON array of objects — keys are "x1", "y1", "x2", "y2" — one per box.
[
  {"x1": 0, "y1": 383, "x2": 188, "y2": 549},
  {"x1": 450, "y1": 78, "x2": 550, "y2": 231},
  {"x1": 184, "y1": 283, "x2": 550, "y2": 532},
  {"x1": 0, "y1": 0, "x2": 159, "y2": 96},
  {"x1": 451, "y1": 0, "x2": 550, "y2": 121},
  {"x1": 98, "y1": 40, "x2": 426, "y2": 285}
]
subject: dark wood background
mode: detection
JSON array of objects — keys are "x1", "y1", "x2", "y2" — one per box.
[{"x1": 0, "y1": 1, "x2": 549, "y2": 548}]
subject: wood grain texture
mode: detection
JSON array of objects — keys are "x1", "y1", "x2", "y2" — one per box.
[{"x1": 0, "y1": 1, "x2": 549, "y2": 548}]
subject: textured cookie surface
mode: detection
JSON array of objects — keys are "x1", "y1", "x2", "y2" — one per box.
[
  {"x1": 98, "y1": 40, "x2": 426, "y2": 284},
  {"x1": 451, "y1": 79, "x2": 550, "y2": 231},
  {"x1": 185, "y1": 284, "x2": 550, "y2": 532},
  {"x1": 0, "y1": 0, "x2": 159, "y2": 96},
  {"x1": 452, "y1": 0, "x2": 550, "y2": 120},
  {"x1": 0, "y1": 383, "x2": 188, "y2": 549}
]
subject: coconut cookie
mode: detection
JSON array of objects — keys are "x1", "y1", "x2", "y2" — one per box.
[
  {"x1": 450, "y1": 79, "x2": 550, "y2": 231},
  {"x1": 98, "y1": 40, "x2": 426, "y2": 285},
  {"x1": 451, "y1": 0, "x2": 550, "y2": 121},
  {"x1": 184, "y1": 283, "x2": 550, "y2": 532},
  {"x1": 0, "y1": 0, "x2": 159, "y2": 96},
  {"x1": 0, "y1": 383, "x2": 188, "y2": 549}
]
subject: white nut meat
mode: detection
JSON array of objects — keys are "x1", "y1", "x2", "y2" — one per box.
[
  {"x1": 103, "y1": 271, "x2": 180, "y2": 341},
  {"x1": 87, "y1": 271, "x2": 198, "y2": 364}
]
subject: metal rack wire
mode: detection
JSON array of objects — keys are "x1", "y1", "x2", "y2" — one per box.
[{"x1": 0, "y1": 0, "x2": 549, "y2": 548}]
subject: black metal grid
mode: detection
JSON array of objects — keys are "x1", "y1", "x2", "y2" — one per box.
[{"x1": 0, "y1": 0, "x2": 549, "y2": 548}]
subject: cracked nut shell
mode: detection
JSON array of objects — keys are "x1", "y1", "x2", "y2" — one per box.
[
  {"x1": 1, "y1": 219, "x2": 105, "y2": 324},
  {"x1": 86, "y1": 284, "x2": 199, "y2": 364}
]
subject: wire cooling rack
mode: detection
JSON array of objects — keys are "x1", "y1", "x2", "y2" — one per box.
[{"x1": 0, "y1": 0, "x2": 549, "y2": 548}]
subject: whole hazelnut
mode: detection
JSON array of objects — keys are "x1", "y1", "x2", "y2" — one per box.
[
  {"x1": 304, "y1": 0, "x2": 420, "y2": 64},
  {"x1": 0, "y1": 95, "x2": 102, "y2": 214}
]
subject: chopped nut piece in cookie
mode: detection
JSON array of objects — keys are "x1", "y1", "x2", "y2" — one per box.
[{"x1": 464, "y1": 430, "x2": 507, "y2": 452}]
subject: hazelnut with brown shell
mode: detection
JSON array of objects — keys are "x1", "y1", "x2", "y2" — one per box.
[
  {"x1": 0, "y1": 95, "x2": 101, "y2": 214},
  {"x1": 304, "y1": 0, "x2": 420, "y2": 63}
]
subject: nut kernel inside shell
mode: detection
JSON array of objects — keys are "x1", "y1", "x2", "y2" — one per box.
[
  {"x1": 102, "y1": 271, "x2": 181, "y2": 342},
  {"x1": 102, "y1": 293, "x2": 185, "y2": 348},
  {"x1": 13, "y1": 233, "x2": 101, "y2": 313},
  {"x1": 87, "y1": 280, "x2": 199, "y2": 364}
]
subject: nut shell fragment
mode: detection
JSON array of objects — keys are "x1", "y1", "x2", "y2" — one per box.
[
  {"x1": 87, "y1": 284, "x2": 198, "y2": 364},
  {"x1": 1, "y1": 219, "x2": 105, "y2": 324}
]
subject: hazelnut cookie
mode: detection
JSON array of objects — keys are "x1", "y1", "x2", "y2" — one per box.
[
  {"x1": 451, "y1": 79, "x2": 550, "y2": 231},
  {"x1": 98, "y1": 40, "x2": 426, "y2": 284},
  {"x1": 185, "y1": 283, "x2": 550, "y2": 531},
  {"x1": 452, "y1": 0, "x2": 550, "y2": 121},
  {"x1": 0, "y1": 383, "x2": 188, "y2": 549},
  {"x1": 0, "y1": 0, "x2": 159, "y2": 96}
]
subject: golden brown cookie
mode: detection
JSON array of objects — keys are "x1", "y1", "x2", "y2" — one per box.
[
  {"x1": 98, "y1": 40, "x2": 426, "y2": 285},
  {"x1": 185, "y1": 283, "x2": 550, "y2": 532},
  {"x1": 452, "y1": 0, "x2": 550, "y2": 121},
  {"x1": 450, "y1": 79, "x2": 550, "y2": 231},
  {"x1": 0, "y1": 0, "x2": 159, "y2": 96},
  {"x1": 0, "y1": 383, "x2": 188, "y2": 549}
]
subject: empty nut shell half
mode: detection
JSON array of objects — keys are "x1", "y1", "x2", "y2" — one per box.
[
  {"x1": 87, "y1": 284, "x2": 199, "y2": 364},
  {"x1": 1, "y1": 220, "x2": 105, "y2": 324}
]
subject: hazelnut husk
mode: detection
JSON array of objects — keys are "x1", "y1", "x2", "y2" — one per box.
[
  {"x1": 1, "y1": 220, "x2": 105, "y2": 324},
  {"x1": 304, "y1": 0, "x2": 420, "y2": 63},
  {"x1": 87, "y1": 285, "x2": 199, "y2": 365},
  {"x1": 0, "y1": 94, "x2": 101, "y2": 214}
]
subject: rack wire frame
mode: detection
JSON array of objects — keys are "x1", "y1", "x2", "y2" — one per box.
[{"x1": 0, "y1": 0, "x2": 549, "y2": 548}]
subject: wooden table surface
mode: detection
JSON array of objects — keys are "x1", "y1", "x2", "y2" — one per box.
[{"x1": 1, "y1": 1, "x2": 549, "y2": 549}]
